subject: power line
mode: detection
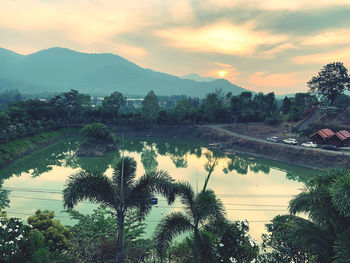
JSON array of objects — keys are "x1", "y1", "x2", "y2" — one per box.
[
  {"x1": 10, "y1": 195, "x2": 288, "y2": 211},
  {"x1": 4, "y1": 187, "x2": 296, "y2": 198},
  {"x1": 5, "y1": 211, "x2": 270, "y2": 223}
]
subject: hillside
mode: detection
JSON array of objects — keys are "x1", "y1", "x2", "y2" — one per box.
[{"x1": 0, "y1": 47, "x2": 247, "y2": 97}]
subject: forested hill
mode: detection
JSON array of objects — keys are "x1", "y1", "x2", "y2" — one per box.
[{"x1": 0, "y1": 47, "x2": 247, "y2": 97}]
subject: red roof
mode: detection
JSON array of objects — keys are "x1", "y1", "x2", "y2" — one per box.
[
  {"x1": 318, "y1": 129, "x2": 335, "y2": 139},
  {"x1": 336, "y1": 130, "x2": 350, "y2": 141}
]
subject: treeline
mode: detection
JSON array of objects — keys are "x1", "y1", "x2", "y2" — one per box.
[{"x1": 1, "y1": 87, "x2": 350, "y2": 143}]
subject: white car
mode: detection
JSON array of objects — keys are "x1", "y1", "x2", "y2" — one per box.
[
  {"x1": 283, "y1": 138, "x2": 298, "y2": 145},
  {"x1": 301, "y1": 142, "x2": 317, "y2": 148}
]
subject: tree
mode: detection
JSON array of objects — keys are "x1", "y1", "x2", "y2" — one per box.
[
  {"x1": 81, "y1": 123, "x2": 112, "y2": 140},
  {"x1": 285, "y1": 169, "x2": 350, "y2": 262},
  {"x1": 281, "y1": 96, "x2": 292, "y2": 114},
  {"x1": 307, "y1": 62, "x2": 350, "y2": 106},
  {"x1": 141, "y1": 90, "x2": 159, "y2": 124},
  {"x1": 63, "y1": 156, "x2": 176, "y2": 263},
  {"x1": 261, "y1": 215, "x2": 316, "y2": 263},
  {"x1": 102, "y1": 92, "x2": 125, "y2": 126},
  {"x1": 155, "y1": 164, "x2": 226, "y2": 263},
  {"x1": 27, "y1": 210, "x2": 71, "y2": 262}
]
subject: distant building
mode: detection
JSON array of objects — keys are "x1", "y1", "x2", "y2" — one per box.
[
  {"x1": 334, "y1": 130, "x2": 350, "y2": 147},
  {"x1": 310, "y1": 129, "x2": 335, "y2": 144},
  {"x1": 310, "y1": 129, "x2": 350, "y2": 147}
]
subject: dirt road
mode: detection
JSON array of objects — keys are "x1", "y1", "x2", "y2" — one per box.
[{"x1": 203, "y1": 124, "x2": 350, "y2": 156}]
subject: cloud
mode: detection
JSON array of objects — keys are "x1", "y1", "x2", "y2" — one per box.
[
  {"x1": 199, "y1": 0, "x2": 350, "y2": 11},
  {"x1": 247, "y1": 71, "x2": 304, "y2": 88},
  {"x1": 155, "y1": 21, "x2": 287, "y2": 55},
  {"x1": 214, "y1": 62, "x2": 233, "y2": 68},
  {"x1": 293, "y1": 48, "x2": 350, "y2": 65},
  {"x1": 301, "y1": 29, "x2": 350, "y2": 46}
]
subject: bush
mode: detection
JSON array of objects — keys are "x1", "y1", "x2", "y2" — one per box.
[
  {"x1": 81, "y1": 123, "x2": 111, "y2": 140},
  {"x1": 264, "y1": 113, "x2": 282, "y2": 126}
]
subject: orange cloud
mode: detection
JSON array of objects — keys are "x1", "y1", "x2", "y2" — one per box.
[
  {"x1": 247, "y1": 71, "x2": 304, "y2": 88},
  {"x1": 155, "y1": 22, "x2": 287, "y2": 55},
  {"x1": 301, "y1": 29, "x2": 350, "y2": 46},
  {"x1": 293, "y1": 48, "x2": 350, "y2": 65}
]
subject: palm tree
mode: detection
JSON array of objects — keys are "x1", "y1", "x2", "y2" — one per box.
[
  {"x1": 63, "y1": 156, "x2": 176, "y2": 263},
  {"x1": 155, "y1": 164, "x2": 226, "y2": 263},
  {"x1": 287, "y1": 168, "x2": 350, "y2": 263}
]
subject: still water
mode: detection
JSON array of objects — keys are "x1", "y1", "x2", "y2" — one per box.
[{"x1": 0, "y1": 136, "x2": 317, "y2": 240}]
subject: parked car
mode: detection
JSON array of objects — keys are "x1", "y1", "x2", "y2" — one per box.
[
  {"x1": 322, "y1": 144, "x2": 338, "y2": 151},
  {"x1": 283, "y1": 138, "x2": 298, "y2": 145},
  {"x1": 301, "y1": 142, "x2": 318, "y2": 148},
  {"x1": 266, "y1": 136, "x2": 279, "y2": 143}
]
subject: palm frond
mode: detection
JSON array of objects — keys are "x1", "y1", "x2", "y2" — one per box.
[
  {"x1": 333, "y1": 227, "x2": 350, "y2": 263},
  {"x1": 63, "y1": 170, "x2": 115, "y2": 209},
  {"x1": 174, "y1": 181, "x2": 195, "y2": 215},
  {"x1": 126, "y1": 170, "x2": 175, "y2": 218},
  {"x1": 155, "y1": 212, "x2": 193, "y2": 259},
  {"x1": 330, "y1": 172, "x2": 350, "y2": 218},
  {"x1": 112, "y1": 156, "x2": 137, "y2": 193},
  {"x1": 196, "y1": 230, "x2": 218, "y2": 263},
  {"x1": 292, "y1": 217, "x2": 333, "y2": 263},
  {"x1": 194, "y1": 189, "x2": 226, "y2": 225}
]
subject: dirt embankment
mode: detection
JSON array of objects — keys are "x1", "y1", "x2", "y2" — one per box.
[
  {"x1": 113, "y1": 125, "x2": 350, "y2": 170},
  {"x1": 198, "y1": 127, "x2": 350, "y2": 170}
]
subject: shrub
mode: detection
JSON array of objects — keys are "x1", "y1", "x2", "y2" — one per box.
[{"x1": 81, "y1": 123, "x2": 111, "y2": 140}]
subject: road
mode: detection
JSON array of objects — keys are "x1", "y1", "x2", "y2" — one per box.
[{"x1": 203, "y1": 124, "x2": 350, "y2": 156}]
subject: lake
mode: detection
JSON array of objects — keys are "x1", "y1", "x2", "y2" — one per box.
[{"x1": 0, "y1": 136, "x2": 317, "y2": 240}]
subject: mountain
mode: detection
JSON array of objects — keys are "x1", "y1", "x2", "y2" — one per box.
[
  {"x1": 0, "y1": 47, "x2": 248, "y2": 97},
  {"x1": 181, "y1": 73, "x2": 215, "y2": 82}
]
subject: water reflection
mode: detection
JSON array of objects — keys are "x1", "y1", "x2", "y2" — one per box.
[
  {"x1": 0, "y1": 136, "x2": 318, "y2": 240},
  {"x1": 0, "y1": 137, "x2": 315, "y2": 185}
]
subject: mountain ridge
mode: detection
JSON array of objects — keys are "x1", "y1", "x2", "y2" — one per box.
[{"x1": 0, "y1": 47, "x2": 248, "y2": 97}]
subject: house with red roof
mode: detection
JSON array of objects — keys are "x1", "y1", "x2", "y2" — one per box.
[
  {"x1": 310, "y1": 129, "x2": 350, "y2": 147},
  {"x1": 331, "y1": 130, "x2": 350, "y2": 147},
  {"x1": 310, "y1": 129, "x2": 335, "y2": 144}
]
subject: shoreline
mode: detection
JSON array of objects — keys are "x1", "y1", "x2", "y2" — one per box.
[
  {"x1": 0, "y1": 127, "x2": 79, "y2": 169},
  {"x1": 2, "y1": 124, "x2": 349, "y2": 171},
  {"x1": 113, "y1": 125, "x2": 350, "y2": 170}
]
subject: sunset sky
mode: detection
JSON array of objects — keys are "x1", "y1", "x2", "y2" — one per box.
[{"x1": 1, "y1": 0, "x2": 350, "y2": 94}]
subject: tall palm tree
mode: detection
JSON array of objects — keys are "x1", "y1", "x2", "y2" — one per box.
[
  {"x1": 63, "y1": 156, "x2": 176, "y2": 263},
  {"x1": 287, "y1": 168, "x2": 350, "y2": 263},
  {"x1": 155, "y1": 180, "x2": 226, "y2": 262}
]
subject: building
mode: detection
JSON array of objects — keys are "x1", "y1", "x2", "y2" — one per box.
[
  {"x1": 310, "y1": 129, "x2": 350, "y2": 147},
  {"x1": 334, "y1": 130, "x2": 350, "y2": 147},
  {"x1": 310, "y1": 129, "x2": 335, "y2": 144}
]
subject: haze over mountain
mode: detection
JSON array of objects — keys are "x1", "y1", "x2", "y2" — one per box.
[
  {"x1": 181, "y1": 73, "x2": 216, "y2": 82},
  {"x1": 0, "y1": 47, "x2": 247, "y2": 97}
]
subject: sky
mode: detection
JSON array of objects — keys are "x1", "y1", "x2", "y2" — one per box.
[{"x1": 1, "y1": 0, "x2": 350, "y2": 94}]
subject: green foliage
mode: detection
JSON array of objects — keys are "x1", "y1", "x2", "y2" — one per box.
[
  {"x1": 27, "y1": 209, "x2": 71, "y2": 257},
  {"x1": 308, "y1": 62, "x2": 350, "y2": 106},
  {"x1": 29, "y1": 229, "x2": 51, "y2": 263},
  {"x1": 261, "y1": 215, "x2": 316, "y2": 263},
  {"x1": 102, "y1": 91, "x2": 125, "y2": 126},
  {"x1": 141, "y1": 90, "x2": 159, "y2": 124},
  {"x1": 155, "y1": 179, "x2": 227, "y2": 263},
  {"x1": 214, "y1": 220, "x2": 259, "y2": 263},
  {"x1": 62, "y1": 156, "x2": 176, "y2": 262},
  {"x1": 264, "y1": 112, "x2": 282, "y2": 126},
  {"x1": 284, "y1": 168, "x2": 350, "y2": 262},
  {"x1": 81, "y1": 123, "x2": 112, "y2": 140},
  {"x1": 0, "y1": 127, "x2": 78, "y2": 168}
]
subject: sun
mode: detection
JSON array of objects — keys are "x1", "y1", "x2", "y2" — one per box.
[{"x1": 217, "y1": 70, "x2": 227, "y2": 78}]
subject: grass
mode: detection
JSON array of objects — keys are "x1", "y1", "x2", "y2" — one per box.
[{"x1": 0, "y1": 127, "x2": 79, "y2": 167}]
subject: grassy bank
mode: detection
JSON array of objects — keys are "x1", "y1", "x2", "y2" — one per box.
[{"x1": 0, "y1": 127, "x2": 79, "y2": 167}]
